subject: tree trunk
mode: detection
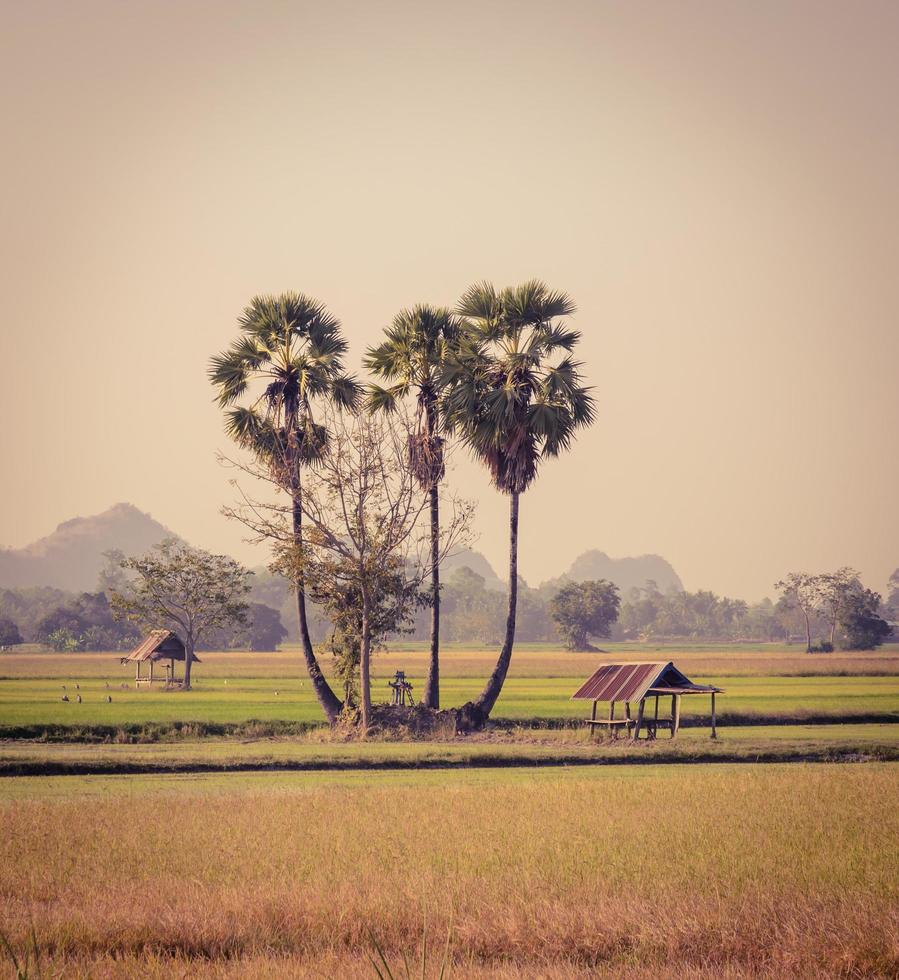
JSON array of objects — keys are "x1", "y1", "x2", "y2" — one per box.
[
  {"x1": 183, "y1": 638, "x2": 194, "y2": 690},
  {"x1": 424, "y1": 483, "x2": 440, "y2": 709},
  {"x1": 804, "y1": 609, "x2": 812, "y2": 652},
  {"x1": 292, "y1": 468, "x2": 343, "y2": 723},
  {"x1": 360, "y1": 583, "x2": 372, "y2": 731},
  {"x1": 471, "y1": 491, "x2": 520, "y2": 719}
]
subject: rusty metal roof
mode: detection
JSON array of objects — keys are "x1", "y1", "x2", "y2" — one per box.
[
  {"x1": 123, "y1": 629, "x2": 193, "y2": 662},
  {"x1": 572, "y1": 662, "x2": 722, "y2": 701}
]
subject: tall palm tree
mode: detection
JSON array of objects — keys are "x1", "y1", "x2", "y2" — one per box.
[
  {"x1": 209, "y1": 293, "x2": 360, "y2": 723},
  {"x1": 364, "y1": 305, "x2": 459, "y2": 709},
  {"x1": 444, "y1": 280, "x2": 595, "y2": 726}
]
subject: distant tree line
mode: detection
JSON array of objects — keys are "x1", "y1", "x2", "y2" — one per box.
[
  {"x1": 395, "y1": 568, "x2": 895, "y2": 650},
  {"x1": 1, "y1": 560, "x2": 894, "y2": 655},
  {"x1": 617, "y1": 583, "x2": 783, "y2": 643},
  {"x1": 0, "y1": 550, "x2": 287, "y2": 653}
]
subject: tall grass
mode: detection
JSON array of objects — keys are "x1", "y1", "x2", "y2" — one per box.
[{"x1": 0, "y1": 764, "x2": 897, "y2": 977}]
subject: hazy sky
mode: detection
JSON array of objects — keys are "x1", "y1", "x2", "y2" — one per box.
[{"x1": 2, "y1": 0, "x2": 897, "y2": 600}]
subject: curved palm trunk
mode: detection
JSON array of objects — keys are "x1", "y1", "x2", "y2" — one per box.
[
  {"x1": 424, "y1": 483, "x2": 440, "y2": 709},
  {"x1": 292, "y1": 469, "x2": 343, "y2": 723},
  {"x1": 473, "y1": 491, "x2": 519, "y2": 717}
]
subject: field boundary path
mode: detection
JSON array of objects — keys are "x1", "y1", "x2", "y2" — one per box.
[{"x1": 3, "y1": 743, "x2": 898, "y2": 777}]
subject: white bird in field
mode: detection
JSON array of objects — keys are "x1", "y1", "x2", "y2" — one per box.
[
  {"x1": 106, "y1": 695, "x2": 112, "y2": 703},
  {"x1": 61, "y1": 695, "x2": 69, "y2": 702},
  {"x1": 275, "y1": 691, "x2": 279, "y2": 696},
  {"x1": 76, "y1": 695, "x2": 82, "y2": 703},
  {"x1": 75, "y1": 684, "x2": 80, "y2": 690}
]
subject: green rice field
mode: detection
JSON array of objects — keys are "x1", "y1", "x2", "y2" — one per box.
[{"x1": 2, "y1": 645, "x2": 898, "y2": 731}]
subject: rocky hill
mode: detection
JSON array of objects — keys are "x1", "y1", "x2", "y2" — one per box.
[
  {"x1": 562, "y1": 549, "x2": 683, "y2": 594},
  {"x1": 0, "y1": 504, "x2": 179, "y2": 591},
  {"x1": 443, "y1": 547, "x2": 683, "y2": 596},
  {"x1": 441, "y1": 549, "x2": 507, "y2": 591}
]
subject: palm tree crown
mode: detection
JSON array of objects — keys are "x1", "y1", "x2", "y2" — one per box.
[
  {"x1": 363, "y1": 305, "x2": 459, "y2": 489},
  {"x1": 209, "y1": 293, "x2": 360, "y2": 467},
  {"x1": 444, "y1": 280, "x2": 595, "y2": 494}
]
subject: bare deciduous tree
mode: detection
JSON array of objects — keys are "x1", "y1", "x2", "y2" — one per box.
[
  {"x1": 774, "y1": 572, "x2": 820, "y2": 652},
  {"x1": 223, "y1": 407, "x2": 473, "y2": 729},
  {"x1": 815, "y1": 567, "x2": 860, "y2": 647}
]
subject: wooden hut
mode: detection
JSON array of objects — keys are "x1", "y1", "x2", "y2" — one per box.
[
  {"x1": 572, "y1": 661, "x2": 723, "y2": 740},
  {"x1": 121, "y1": 629, "x2": 196, "y2": 688}
]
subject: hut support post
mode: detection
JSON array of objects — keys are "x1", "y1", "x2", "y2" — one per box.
[
  {"x1": 671, "y1": 695, "x2": 682, "y2": 737},
  {"x1": 609, "y1": 700, "x2": 616, "y2": 739},
  {"x1": 149, "y1": 660, "x2": 154, "y2": 684},
  {"x1": 632, "y1": 698, "x2": 646, "y2": 741},
  {"x1": 135, "y1": 661, "x2": 140, "y2": 684},
  {"x1": 711, "y1": 692, "x2": 717, "y2": 739},
  {"x1": 590, "y1": 699, "x2": 597, "y2": 738}
]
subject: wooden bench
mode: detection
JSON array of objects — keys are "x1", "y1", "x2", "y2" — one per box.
[{"x1": 584, "y1": 718, "x2": 634, "y2": 739}]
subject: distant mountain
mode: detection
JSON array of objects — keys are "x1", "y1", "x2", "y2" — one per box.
[
  {"x1": 0, "y1": 504, "x2": 179, "y2": 591},
  {"x1": 441, "y1": 549, "x2": 505, "y2": 591},
  {"x1": 562, "y1": 549, "x2": 683, "y2": 594},
  {"x1": 0, "y1": 505, "x2": 685, "y2": 602},
  {"x1": 441, "y1": 546, "x2": 683, "y2": 596}
]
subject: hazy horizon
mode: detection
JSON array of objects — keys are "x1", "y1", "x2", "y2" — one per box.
[{"x1": 2, "y1": 0, "x2": 897, "y2": 601}]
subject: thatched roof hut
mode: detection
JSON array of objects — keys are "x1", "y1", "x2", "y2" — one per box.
[{"x1": 121, "y1": 629, "x2": 197, "y2": 686}]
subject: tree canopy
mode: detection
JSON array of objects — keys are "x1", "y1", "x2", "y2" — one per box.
[
  {"x1": 838, "y1": 586, "x2": 892, "y2": 650},
  {"x1": 110, "y1": 540, "x2": 251, "y2": 688},
  {"x1": 549, "y1": 579, "x2": 620, "y2": 651}
]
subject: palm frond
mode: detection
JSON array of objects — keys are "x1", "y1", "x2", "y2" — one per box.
[
  {"x1": 330, "y1": 374, "x2": 362, "y2": 411},
  {"x1": 539, "y1": 324, "x2": 581, "y2": 353},
  {"x1": 365, "y1": 383, "x2": 405, "y2": 415},
  {"x1": 456, "y1": 281, "x2": 501, "y2": 323},
  {"x1": 209, "y1": 349, "x2": 251, "y2": 406}
]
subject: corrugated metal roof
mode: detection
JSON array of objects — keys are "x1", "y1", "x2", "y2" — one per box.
[
  {"x1": 572, "y1": 662, "x2": 723, "y2": 701},
  {"x1": 123, "y1": 630, "x2": 191, "y2": 662},
  {"x1": 571, "y1": 662, "x2": 667, "y2": 702}
]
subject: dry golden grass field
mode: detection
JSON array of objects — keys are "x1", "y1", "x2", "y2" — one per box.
[{"x1": 1, "y1": 764, "x2": 898, "y2": 978}]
